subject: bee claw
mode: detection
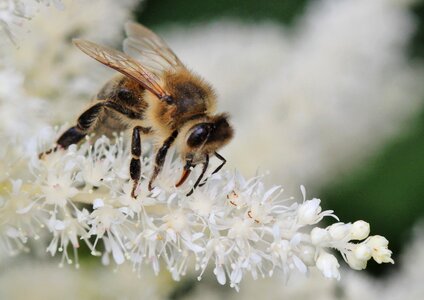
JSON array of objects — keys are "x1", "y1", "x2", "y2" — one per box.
[
  {"x1": 198, "y1": 181, "x2": 207, "y2": 187},
  {"x1": 131, "y1": 188, "x2": 138, "y2": 199}
]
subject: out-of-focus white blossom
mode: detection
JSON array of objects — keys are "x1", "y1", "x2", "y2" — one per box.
[
  {"x1": 316, "y1": 251, "x2": 340, "y2": 280},
  {"x1": 0, "y1": 261, "x2": 171, "y2": 300},
  {"x1": 0, "y1": 133, "x2": 393, "y2": 290},
  {"x1": 0, "y1": 68, "x2": 47, "y2": 141},
  {"x1": 0, "y1": 0, "x2": 63, "y2": 44},
  {"x1": 164, "y1": 0, "x2": 424, "y2": 193},
  {"x1": 0, "y1": 179, "x2": 42, "y2": 255}
]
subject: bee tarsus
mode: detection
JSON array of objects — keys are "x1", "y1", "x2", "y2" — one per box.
[
  {"x1": 186, "y1": 154, "x2": 209, "y2": 196},
  {"x1": 198, "y1": 152, "x2": 226, "y2": 187}
]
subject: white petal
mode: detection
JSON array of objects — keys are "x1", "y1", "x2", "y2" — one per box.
[
  {"x1": 93, "y1": 198, "x2": 104, "y2": 209},
  {"x1": 110, "y1": 238, "x2": 125, "y2": 265},
  {"x1": 214, "y1": 266, "x2": 226, "y2": 285},
  {"x1": 300, "y1": 185, "x2": 306, "y2": 201},
  {"x1": 292, "y1": 255, "x2": 308, "y2": 274}
]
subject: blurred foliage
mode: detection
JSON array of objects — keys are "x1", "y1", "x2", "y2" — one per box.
[
  {"x1": 410, "y1": 0, "x2": 424, "y2": 59},
  {"x1": 136, "y1": 0, "x2": 308, "y2": 27},
  {"x1": 168, "y1": 278, "x2": 196, "y2": 300},
  {"x1": 135, "y1": 0, "x2": 424, "y2": 276}
]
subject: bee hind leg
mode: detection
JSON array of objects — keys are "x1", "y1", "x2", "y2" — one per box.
[
  {"x1": 38, "y1": 103, "x2": 105, "y2": 159},
  {"x1": 39, "y1": 100, "x2": 142, "y2": 159},
  {"x1": 38, "y1": 126, "x2": 87, "y2": 159}
]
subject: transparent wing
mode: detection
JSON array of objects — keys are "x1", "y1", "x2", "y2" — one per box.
[
  {"x1": 123, "y1": 21, "x2": 184, "y2": 75},
  {"x1": 73, "y1": 39, "x2": 169, "y2": 99}
]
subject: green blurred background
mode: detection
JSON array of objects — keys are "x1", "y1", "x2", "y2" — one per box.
[{"x1": 135, "y1": 0, "x2": 424, "y2": 277}]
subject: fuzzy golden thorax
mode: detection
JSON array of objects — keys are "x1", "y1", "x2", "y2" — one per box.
[
  {"x1": 144, "y1": 68, "x2": 217, "y2": 143},
  {"x1": 164, "y1": 69, "x2": 217, "y2": 125}
]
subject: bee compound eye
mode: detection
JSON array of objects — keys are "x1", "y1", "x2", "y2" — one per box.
[{"x1": 187, "y1": 124, "x2": 210, "y2": 148}]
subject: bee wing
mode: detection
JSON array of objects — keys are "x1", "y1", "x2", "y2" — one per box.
[
  {"x1": 123, "y1": 21, "x2": 184, "y2": 75},
  {"x1": 73, "y1": 39, "x2": 169, "y2": 99}
]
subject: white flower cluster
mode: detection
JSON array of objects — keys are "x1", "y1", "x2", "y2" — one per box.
[
  {"x1": 185, "y1": 228, "x2": 424, "y2": 300},
  {"x1": 312, "y1": 223, "x2": 393, "y2": 278},
  {"x1": 0, "y1": 134, "x2": 393, "y2": 290}
]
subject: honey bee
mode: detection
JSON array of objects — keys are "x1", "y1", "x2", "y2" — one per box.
[{"x1": 41, "y1": 22, "x2": 234, "y2": 198}]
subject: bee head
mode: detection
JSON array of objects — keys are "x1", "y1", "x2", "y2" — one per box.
[
  {"x1": 183, "y1": 113, "x2": 233, "y2": 163},
  {"x1": 175, "y1": 114, "x2": 233, "y2": 188}
]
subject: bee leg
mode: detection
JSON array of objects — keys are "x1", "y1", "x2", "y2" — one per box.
[
  {"x1": 210, "y1": 152, "x2": 227, "y2": 175},
  {"x1": 38, "y1": 126, "x2": 87, "y2": 158},
  {"x1": 198, "y1": 152, "x2": 226, "y2": 187},
  {"x1": 186, "y1": 154, "x2": 209, "y2": 196},
  {"x1": 39, "y1": 102, "x2": 105, "y2": 159},
  {"x1": 56, "y1": 126, "x2": 87, "y2": 147},
  {"x1": 130, "y1": 126, "x2": 142, "y2": 198},
  {"x1": 148, "y1": 130, "x2": 179, "y2": 191},
  {"x1": 39, "y1": 101, "x2": 143, "y2": 159}
]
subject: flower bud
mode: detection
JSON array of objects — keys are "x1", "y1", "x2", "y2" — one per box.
[
  {"x1": 367, "y1": 235, "x2": 394, "y2": 264},
  {"x1": 316, "y1": 252, "x2": 340, "y2": 280},
  {"x1": 354, "y1": 244, "x2": 372, "y2": 261},
  {"x1": 350, "y1": 220, "x2": 370, "y2": 240},
  {"x1": 311, "y1": 227, "x2": 331, "y2": 245},
  {"x1": 328, "y1": 223, "x2": 351, "y2": 240},
  {"x1": 346, "y1": 252, "x2": 367, "y2": 270},
  {"x1": 298, "y1": 244, "x2": 316, "y2": 266}
]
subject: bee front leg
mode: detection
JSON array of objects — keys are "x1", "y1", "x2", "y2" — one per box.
[
  {"x1": 186, "y1": 154, "x2": 209, "y2": 196},
  {"x1": 198, "y1": 152, "x2": 226, "y2": 187},
  {"x1": 130, "y1": 126, "x2": 142, "y2": 198},
  {"x1": 148, "y1": 130, "x2": 178, "y2": 191}
]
